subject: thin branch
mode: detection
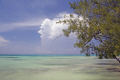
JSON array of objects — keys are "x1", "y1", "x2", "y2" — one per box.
[{"x1": 53, "y1": 34, "x2": 63, "y2": 42}]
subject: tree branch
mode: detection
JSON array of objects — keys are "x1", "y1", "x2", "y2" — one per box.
[{"x1": 94, "y1": 37, "x2": 120, "y2": 63}]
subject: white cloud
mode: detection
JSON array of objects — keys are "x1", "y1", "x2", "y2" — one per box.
[
  {"x1": 37, "y1": 12, "x2": 81, "y2": 55},
  {"x1": 0, "y1": 36, "x2": 9, "y2": 46},
  {"x1": 0, "y1": 17, "x2": 44, "y2": 32},
  {"x1": 38, "y1": 18, "x2": 68, "y2": 39},
  {"x1": 38, "y1": 12, "x2": 78, "y2": 39}
]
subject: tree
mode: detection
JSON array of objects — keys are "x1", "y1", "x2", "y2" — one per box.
[{"x1": 58, "y1": 0, "x2": 120, "y2": 63}]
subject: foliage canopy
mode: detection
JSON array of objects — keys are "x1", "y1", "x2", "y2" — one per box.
[{"x1": 59, "y1": 0, "x2": 120, "y2": 62}]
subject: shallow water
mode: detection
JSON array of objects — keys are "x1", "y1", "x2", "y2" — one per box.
[{"x1": 0, "y1": 56, "x2": 120, "y2": 80}]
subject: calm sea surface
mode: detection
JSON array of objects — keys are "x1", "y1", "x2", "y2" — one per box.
[{"x1": 0, "y1": 55, "x2": 120, "y2": 80}]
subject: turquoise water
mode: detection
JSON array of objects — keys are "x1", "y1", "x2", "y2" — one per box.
[{"x1": 0, "y1": 55, "x2": 120, "y2": 80}]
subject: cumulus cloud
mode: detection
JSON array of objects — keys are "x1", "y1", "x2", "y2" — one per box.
[
  {"x1": 38, "y1": 12, "x2": 68, "y2": 39},
  {"x1": 38, "y1": 12, "x2": 81, "y2": 39},
  {"x1": 0, "y1": 36, "x2": 9, "y2": 46},
  {"x1": 37, "y1": 12, "x2": 81, "y2": 55}
]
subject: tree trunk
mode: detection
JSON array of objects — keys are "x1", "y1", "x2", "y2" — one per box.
[
  {"x1": 115, "y1": 57, "x2": 120, "y2": 63},
  {"x1": 113, "y1": 54, "x2": 120, "y2": 63}
]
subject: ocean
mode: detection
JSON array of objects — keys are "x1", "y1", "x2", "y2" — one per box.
[{"x1": 0, "y1": 55, "x2": 120, "y2": 80}]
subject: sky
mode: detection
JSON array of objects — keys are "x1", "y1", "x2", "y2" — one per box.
[{"x1": 0, "y1": 0, "x2": 82, "y2": 55}]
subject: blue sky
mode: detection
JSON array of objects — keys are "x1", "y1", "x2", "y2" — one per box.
[{"x1": 0, "y1": 0, "x2": 81, "y2": 55}]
